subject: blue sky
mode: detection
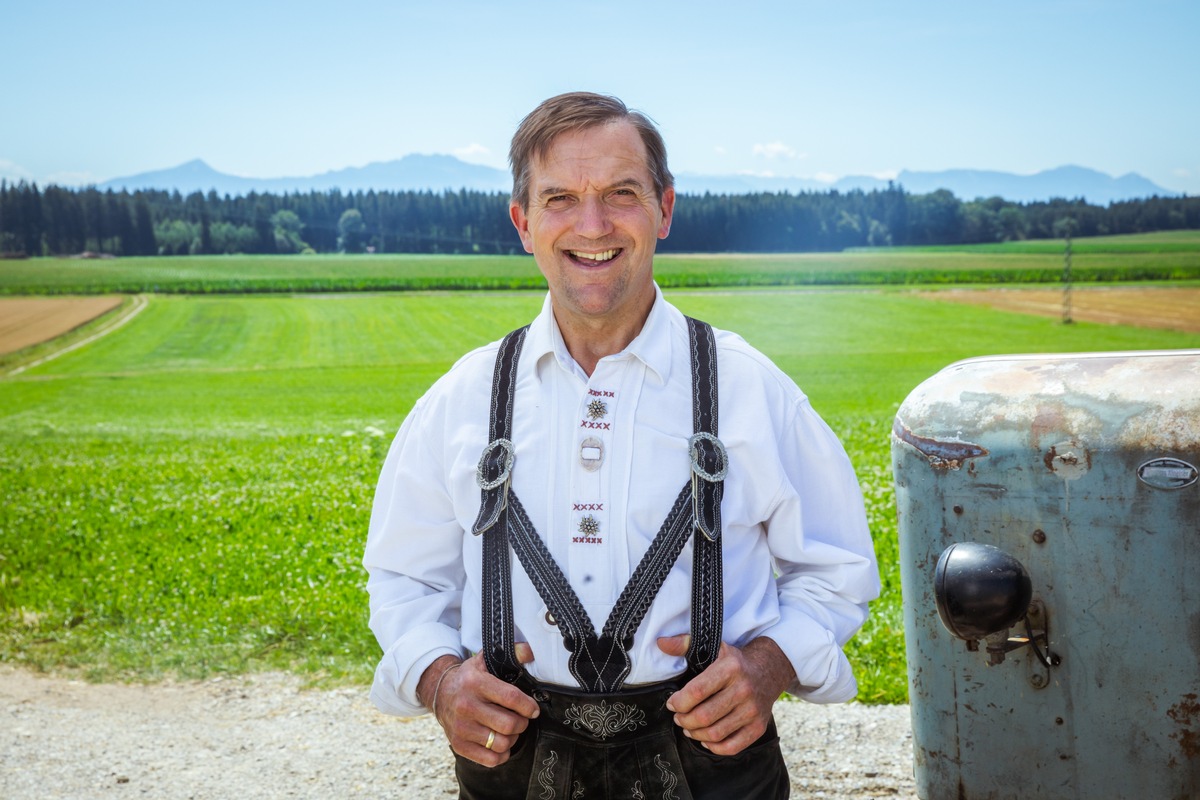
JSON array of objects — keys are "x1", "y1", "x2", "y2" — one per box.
[{"x1": 4, "y1": 0, "x2": 1198, "y2": 193}]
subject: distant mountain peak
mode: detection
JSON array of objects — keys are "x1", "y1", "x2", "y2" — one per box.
[
  {"x1": 98, "y1": 155, "x2": 512, "y2": 196},
  {"x1": 97, "y1": 156, "x2": 1176, "y2": 204}
]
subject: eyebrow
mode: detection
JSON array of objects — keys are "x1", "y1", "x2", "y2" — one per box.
[{"x1": 536, "y1": 177, "x2": 647, "y2": 200}]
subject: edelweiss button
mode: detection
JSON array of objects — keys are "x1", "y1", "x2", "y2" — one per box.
[
  {"x1": 586, "y1": 398, "x2": 608, "y2": 420},
  {"x1": 580, "y1": 436, "x2": 604, "y2": 471}
]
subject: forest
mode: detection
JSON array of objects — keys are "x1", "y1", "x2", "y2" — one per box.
[{"x1": 1, "y1": 179, "x2": 1197, "y2": 258}]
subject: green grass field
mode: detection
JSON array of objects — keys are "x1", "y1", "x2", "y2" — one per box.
[
  {"x1": 5, "y1": 287, "x2": 1199, "y2": 704},
  {"x1": 3, "y1": 230, "x2": 1200, "y2": 294}
]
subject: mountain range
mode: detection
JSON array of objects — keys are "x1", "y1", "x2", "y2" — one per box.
[{"x1": 97, "y1": 156, "x2": 1178, "y2": 206}]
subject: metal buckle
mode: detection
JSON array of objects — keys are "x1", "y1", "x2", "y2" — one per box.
[
  {"x1": 476, "y1": 438, "x2": 515, "y2": 490},
  {"x1": 688, "y1": 432, "x2": 728, "y2": 482}
]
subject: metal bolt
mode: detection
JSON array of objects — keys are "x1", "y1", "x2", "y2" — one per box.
[
  {"x1": 1031, "y1": 674, "x2": 1046, "y2": 688},
  {"x1": 1032, "y1": 529, "x2": 1047, "y2": 544}
]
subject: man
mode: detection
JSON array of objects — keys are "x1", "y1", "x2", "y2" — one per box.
[{"x1": 364, "y1": 92, "x2": 880, "y2": 799}]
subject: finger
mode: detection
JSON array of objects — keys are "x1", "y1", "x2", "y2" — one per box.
[
  {"x1": 515, "y1": 641, "x2": 535, "y2": 664},
  {"x1": 459, "y1": 656, "x2": 540, "y2": 720},
  {"x1": 677, "y1": 693, "x2": 758, "y2": 743},
  {"x1": 477, "y1": 725, "x2": 515, "y2": 755},
  {"x1": 655, "y1": 633, "x2": 691, "y2": 658},
  {"x1": 473, "y1": 704, "x2": 534, "y2": 738},
  {"x1": 666, "y1": 642, "x2": 738, "y2": 714},
  {"x1": 453, "y1": 737, "x2": 513, "y2": 768},
  {"x1": 445, "y1": 719, "x2": 520, "y2": 764},
  {"x1": 694, "y1": 722, "x2": 767, "y2": 757},
  {"x1": 454, "y1": 721, "x2": 532, "y2": 767}
]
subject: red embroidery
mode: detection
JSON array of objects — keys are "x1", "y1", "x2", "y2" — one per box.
[
  {"x1": 572, "y1": 503, "x2": 604, "y2": 511},
  {"x1": 588, "y1": 389, "x2": 616, "y2": 398},
  {"x1": 580, "y1": 420, "x2": 612, "y2": 430},
  {"x1": 572, "y1": 536, "x2": 604, "y2": 544}
]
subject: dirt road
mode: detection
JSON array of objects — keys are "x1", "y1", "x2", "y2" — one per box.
[{"x1": 1, "y1": 667, "x2": 917, "y2": 799}]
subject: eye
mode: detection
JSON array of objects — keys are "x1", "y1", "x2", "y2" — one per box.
[{"x1": 544, "y1": 194, "x2": 573, "y2": 208}]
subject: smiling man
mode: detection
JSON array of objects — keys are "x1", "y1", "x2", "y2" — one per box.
[
  {"x1": 364, "y1": 92, "x2": 880, "y2": 800},
  {"x1": 509, "y1": 119, "x2": 672, "y2": 373}
]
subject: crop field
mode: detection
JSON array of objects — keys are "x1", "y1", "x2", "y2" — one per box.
[
  {"x1": 920, "y1": 286, "x2": 1200, "y2": 333},
  {"x1": 0, "y1": 295, "x2": 124, "y2": 354},
  {"x1": 4, "y1": 284, "x2": 1200, "y2": 705},
  {"x1": 3, "y1": 230, "x2": 1200, "y2": 294}
]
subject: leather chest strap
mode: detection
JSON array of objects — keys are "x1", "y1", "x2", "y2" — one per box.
[
  {"x1": 474, "y1": 317, "x2": 725, "y2": 687},
  {"x1": 473, "y1": 325, "x2": 529, "y2": 683}
]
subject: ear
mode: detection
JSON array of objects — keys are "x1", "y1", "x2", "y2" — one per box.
[
  {"x1": 510, "y1": 201, "x2": 534, "y2": 254},
  {"x1": 657, "y1": 187, "x2": 676, "y2": 239}
]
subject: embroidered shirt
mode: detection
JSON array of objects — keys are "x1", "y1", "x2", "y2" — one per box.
[{"x1": 364, "y1": 286, "x2": 880, "y2": 717}]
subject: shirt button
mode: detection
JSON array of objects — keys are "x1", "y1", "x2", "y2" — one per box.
[
  {"x1": 586, "y1": 398, "x2": 609, "y2": 420},
  {"x1": 545, "y1": 610, "x2": 557, "y2": 626}
]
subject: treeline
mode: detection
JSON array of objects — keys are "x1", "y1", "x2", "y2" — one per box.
[{"x1": 1, "y1": 180, "x2": 1197, "y2": 258}]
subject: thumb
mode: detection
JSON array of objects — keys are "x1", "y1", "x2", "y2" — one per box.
[
  {"x1": 515, "y1": 641, "x2": 536, "y2": 664},
  {"x1": 656, "y1": 633, "x2": 691, "y2": 657}
]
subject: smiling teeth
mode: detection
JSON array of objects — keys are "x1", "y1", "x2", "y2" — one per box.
[{"x1": 571, "y1": 249, "x2": 617, "y2": 262}]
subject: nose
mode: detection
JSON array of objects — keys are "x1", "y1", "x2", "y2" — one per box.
[{"x1": 573, "y1": 195, "x2": 614, "y2": 239}]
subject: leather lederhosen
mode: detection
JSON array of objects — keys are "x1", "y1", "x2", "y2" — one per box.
[
  {"x1": 462, "y1": 318, "x2": 789, "y2": 800},
  {"x1": 453, "y1": 678, "x2": 789, "y2": 800}
]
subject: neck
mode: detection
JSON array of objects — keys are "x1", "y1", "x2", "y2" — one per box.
[{"x1": 553, "y1": 292, "x2": 655, "y2": 376}]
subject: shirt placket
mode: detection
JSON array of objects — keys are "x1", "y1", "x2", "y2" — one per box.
[{"x1": 568, "y1": 371, "x2": 618, "y2": 605}]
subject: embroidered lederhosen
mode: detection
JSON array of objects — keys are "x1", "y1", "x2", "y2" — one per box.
[
  {"x1": 460, "y1": 318, "x2": 787, "y2": 800},
  {"x1": 454, "y1": 678, "x2": 789, "y2": 800}
]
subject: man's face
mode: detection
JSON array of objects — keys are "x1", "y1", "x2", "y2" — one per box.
[{"x1": 510, "y1": 121, "x2": 675, "y2": 331}]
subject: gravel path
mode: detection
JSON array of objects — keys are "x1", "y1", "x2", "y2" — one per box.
[{"x1": 1, "y1": 667, "x2": 917, "y2": 799}]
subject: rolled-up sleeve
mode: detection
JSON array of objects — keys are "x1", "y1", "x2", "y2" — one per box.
[
  {"x1": 363, "y1": 396, "x2": 468, "y2": 717},
  {"x1": 758, "y1": 397, "x2": 880, "y2": 703}
]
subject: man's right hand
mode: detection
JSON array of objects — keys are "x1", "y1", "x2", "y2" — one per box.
[{"x1": 419, "y1": 645, "x2": 539, "y2": 767}]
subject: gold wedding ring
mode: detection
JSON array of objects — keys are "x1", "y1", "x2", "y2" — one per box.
[{"x1": 484, "y1": 730, "x2": 496, "y2": 751}]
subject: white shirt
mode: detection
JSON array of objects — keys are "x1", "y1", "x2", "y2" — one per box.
[{"x1": 364, "y1": 287, "x2": 880, "y2": 717}]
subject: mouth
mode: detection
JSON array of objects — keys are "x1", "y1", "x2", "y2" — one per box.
[{"x1": 566, "y1": 248, "x2": 621, "y2": 265}]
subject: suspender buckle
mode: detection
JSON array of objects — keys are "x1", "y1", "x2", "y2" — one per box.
[
  {"x1": 477, "y1": 438, "x2": 516, "y2": 490},
  {"x1": 689, "y1": 432, "x2": 727, "y2": 543},
  {"x1": 473, "y1": 438, "x2": 515, "y2": 536},
  {"x1": 688, "y1": 432, "x2": 728, "y2": 482}
]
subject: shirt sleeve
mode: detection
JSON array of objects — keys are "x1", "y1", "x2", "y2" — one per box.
[
  {"x1": 757, "y1": 396, "x2": 881, "y2": 703},
  {"x1": 363, "y1": 395, "x2": 469, "y2": 717}
]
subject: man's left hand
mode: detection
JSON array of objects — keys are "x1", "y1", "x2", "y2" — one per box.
[{"x1": 656, "y1": 635, "x2": 795, "y2": 756}]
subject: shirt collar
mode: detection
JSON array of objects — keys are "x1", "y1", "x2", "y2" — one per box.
[{"x1": 527, "y1": 284, "x2": 674, "y2": 386}]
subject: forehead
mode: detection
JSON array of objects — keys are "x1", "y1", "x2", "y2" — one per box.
[{"x1": 530, "y1": 121, "x2": 652, "y2": 190}]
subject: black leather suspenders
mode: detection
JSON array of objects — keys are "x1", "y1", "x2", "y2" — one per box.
[{"x1": 471, "y1": 317, "x2": 727, "y2": 692}]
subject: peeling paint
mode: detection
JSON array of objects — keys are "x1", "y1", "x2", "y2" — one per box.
[
  {"x1": 1044, "y1": 440, "x2": 1091, "y2": 480},
  {"x1": 893, "y1": 417, "x2": 989, "y2": 471}
]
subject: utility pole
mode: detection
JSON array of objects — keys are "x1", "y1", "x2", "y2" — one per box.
[
  {"x1": 1062, "y1": 232, "x2": 1073, "y2": 325},
  {"x1": 1054, "y1": 217, "x2": 1077, "y2": 325}
]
